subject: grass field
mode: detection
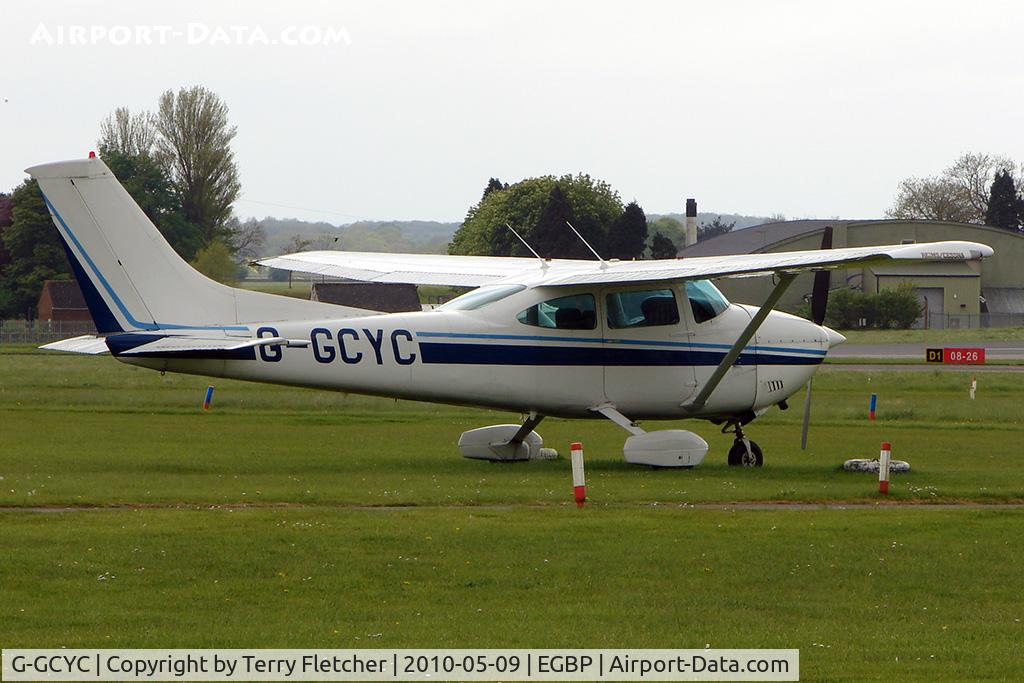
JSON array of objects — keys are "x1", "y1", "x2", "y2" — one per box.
[
  {"x1": 238, "y1": 280, "x2": 313, "y2": 299},
  {"x1": 2, "y1": 346, "x2": 1023, "y2": 681},
  {"x1": 838, "y1": 327, "x2": 1024, "y2": 344}
]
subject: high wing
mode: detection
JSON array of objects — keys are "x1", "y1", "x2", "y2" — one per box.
[
  {"x1": 258, "y1": 251, "x2": 586, "y2": 287},
  {"x1": 258, "y1": 241, "x2": 993, "y2": 287}
]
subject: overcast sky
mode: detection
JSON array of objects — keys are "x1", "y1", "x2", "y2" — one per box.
[{"x1": 3, "y1": 1, "x2": 1023, "y2": 225}]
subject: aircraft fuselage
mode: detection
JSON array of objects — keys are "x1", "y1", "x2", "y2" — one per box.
[{"x1": 116, "y1": 284, "x2": 831, "y2": 421}]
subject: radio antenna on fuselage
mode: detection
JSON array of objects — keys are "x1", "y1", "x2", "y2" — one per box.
[
  {"x1": 505, "y1": 223, "x2": 547, "y2": 268},
  {"x1": 565, "y1": 220, "x2": 608, "y2": 267}
]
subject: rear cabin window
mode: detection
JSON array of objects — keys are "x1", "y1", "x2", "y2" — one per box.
[
  {"x1": 516, "y1": 294, "x2": 596, "y2": 330},
  {"x1": 606, "y1": 289, "x2": 680, "y2": 329},
  {"x1": 684, "y1": 280, "x2": 730, "y2": 323}
]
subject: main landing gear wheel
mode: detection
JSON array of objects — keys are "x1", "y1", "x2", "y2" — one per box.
[{"x1": 727, "y1": 440, "x2": 763, "y2": 467}]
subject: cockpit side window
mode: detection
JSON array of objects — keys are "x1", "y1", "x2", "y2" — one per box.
[
  {"x1": 517, "y1": 294, "x2": 596, "y2": 330},
  {"x1": 605, "y1": 289, "x2": 680, "y2": 329},
  {"x1": 684, "y1": 279, "x2": 730, "y2": 323}
]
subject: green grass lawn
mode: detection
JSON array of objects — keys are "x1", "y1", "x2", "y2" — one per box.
[
  {"x1": 2, "y1": 506, "x2": 1022, "y2": 682},
  {"x1": 838, "y1": 327, "x2": 1024, "y2": 345},
  {"x1": 2, "y1": 347, "x2": 1022, "y2": 506},
  {"x1": 2, "y1": 346, "x2": 1023, "y2": 681},
  {"x1": 238, "y1": 280, "x2": 313, "y2": 299}
]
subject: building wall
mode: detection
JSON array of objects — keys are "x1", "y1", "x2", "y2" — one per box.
[
  {"x1": 865, "y1": 274, "x2": 979, "y2": 315},
  {"x1": 37, "y1": 288, "x2": 55, "y2": 320}
]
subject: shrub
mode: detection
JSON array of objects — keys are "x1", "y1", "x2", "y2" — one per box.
[
  {"x1": 875, "y1": 283, "x2": 923, "y2": 329},
  {"x1": 808, "y1": 284, "x2": 922, "y2": 330}
]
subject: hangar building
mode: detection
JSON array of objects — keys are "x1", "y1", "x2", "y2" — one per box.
[{"x1": 678, "y1": 220, "x2": 1024, "y2": 328}]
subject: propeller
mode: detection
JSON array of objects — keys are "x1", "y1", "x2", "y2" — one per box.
[{"x1": 801, "y1": 226, "x2": 833, "y2": 450}]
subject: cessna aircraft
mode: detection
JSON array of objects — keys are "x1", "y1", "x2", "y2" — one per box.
[{"x1": 30, "y1": 155, "x2": 994, "y2": 467}]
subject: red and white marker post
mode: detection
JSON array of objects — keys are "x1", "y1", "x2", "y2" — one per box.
[
  {"x1": 570, "y1": 441, "x2": 586, "y2": 507},
  {"x1": 878, "y1": 441, "x2": 892, "y2": 495}
]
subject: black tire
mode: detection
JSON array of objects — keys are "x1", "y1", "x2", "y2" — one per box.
[{"x1": 728, "y1": 440, "x2": 763, "y2": 467}]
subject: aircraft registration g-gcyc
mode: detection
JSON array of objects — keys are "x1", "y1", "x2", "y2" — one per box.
[{"x1": 29, "y1": 155, "x2": 995, "y2": 468}]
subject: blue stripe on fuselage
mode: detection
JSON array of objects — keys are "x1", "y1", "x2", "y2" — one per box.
[
  {"x1": 417, "y1": 342, "x2": 821, "y2": 366},
  {"x1": 414, "y1": 330, "x2": 827, "y2": 357}
]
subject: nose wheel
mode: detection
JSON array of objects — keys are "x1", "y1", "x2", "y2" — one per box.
[{"x1": 724, "y1": 421, "x2": 763, "y2": 467}]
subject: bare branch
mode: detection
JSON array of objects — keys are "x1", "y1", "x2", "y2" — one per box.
[{"x1": 97, "y1": 107, "x2": 157, "y2": 157}]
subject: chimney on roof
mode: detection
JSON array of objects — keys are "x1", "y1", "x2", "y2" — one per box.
[{"x1": 684, "y1": 198, "x2": 698, "y2": 247}]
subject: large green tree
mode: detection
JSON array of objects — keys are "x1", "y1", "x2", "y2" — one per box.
[
  {"x1": 0, "y1": 193, "x2": 12, "y2": 315},
  {"x1": 984, "y1": 169, "x2": 1022, "y2": 231},
  {"x1": 481, "y1": 177, "x2": 506, "y2": 201},
  {"x1": 606, "y1": 201, "x2": 648, "y2": 260},
  {"x1": 98, "y1": 107, "x2": 157, "y2": 158},
  {"x1": 531, "y1": 184, "x2": 593, "y2": 259},
  {"x1": 154, "y1": 86, "x2": 241, "y2": 245},
  {"x1": 449, "y1": 173, "x2": 622, "y2": 257},
  {"x1": 0, "y1": 193, "x2": 12, "y2": 272},
  {"x1": 0, "y1": 181, "x2": 70, "y2": 318},
  {"x1": 97, "y1": 87, "x2": 242, "y2": 257},
  {"x1": 649, "y1": 232, "x2": 678, "y2": 260}
]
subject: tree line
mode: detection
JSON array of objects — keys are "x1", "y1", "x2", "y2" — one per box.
[
  {"x1": 0, "y1": 86, "x2": 252, "y2": 318},
  {"x1": 448, "y1": 175, "x2": 740, "y2": 261},
  {"x1": 887, "y1": 152, "x2": 1024, "y2": 231}
]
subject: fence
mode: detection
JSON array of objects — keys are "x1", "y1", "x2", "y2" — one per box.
[
  {"x1": 0, "y1": 320, "x2": 96, "y2": 345},
  {"x1": 922, "y1": 312, "x2": 1024, "y2": 329}
]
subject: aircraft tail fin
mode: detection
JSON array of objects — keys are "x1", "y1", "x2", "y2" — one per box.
[{"x1": 27, "y1": 155, "x2": 371, "y2": 335}]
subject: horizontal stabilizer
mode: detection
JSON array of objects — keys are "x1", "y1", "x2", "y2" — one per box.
[
  {"x1": 39, "y1": 335, "x2": 110, "y2": 354},
  {"x1": 116, "y1": 335, "x2": 304, "y2": 356}
]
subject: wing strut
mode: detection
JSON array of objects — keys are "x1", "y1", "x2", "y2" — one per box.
[
  {"x1": 683, "y1": 272, "x2": 797, "y2": 413},
  {"x1": 509, "y1": 411, "x2": 545, "y2": 445}
]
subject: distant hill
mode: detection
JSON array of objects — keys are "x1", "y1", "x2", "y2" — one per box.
[
  {"x1": 251, "y1": 211, "x2": 771, "y2": 258},
  {"x1": 255, "y1": 217, "x2": 458, "y2": 256}
]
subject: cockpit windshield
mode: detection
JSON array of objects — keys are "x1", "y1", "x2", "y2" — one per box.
[
  {"x1": 437, "y1": 285, "x2": 526, "y2": 311},
  {"x1": 684, "y1": 279, "x2": 730, "y2": 323}
]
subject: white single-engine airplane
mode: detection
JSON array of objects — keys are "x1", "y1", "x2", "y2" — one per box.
[{"x1": 31, "y1": 156, "x2": 995, "y2": 467}]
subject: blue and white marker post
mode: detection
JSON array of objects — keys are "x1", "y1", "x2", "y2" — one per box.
[{"x1": 202, "y1": 385, "x2": 215, "y2": 411}]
